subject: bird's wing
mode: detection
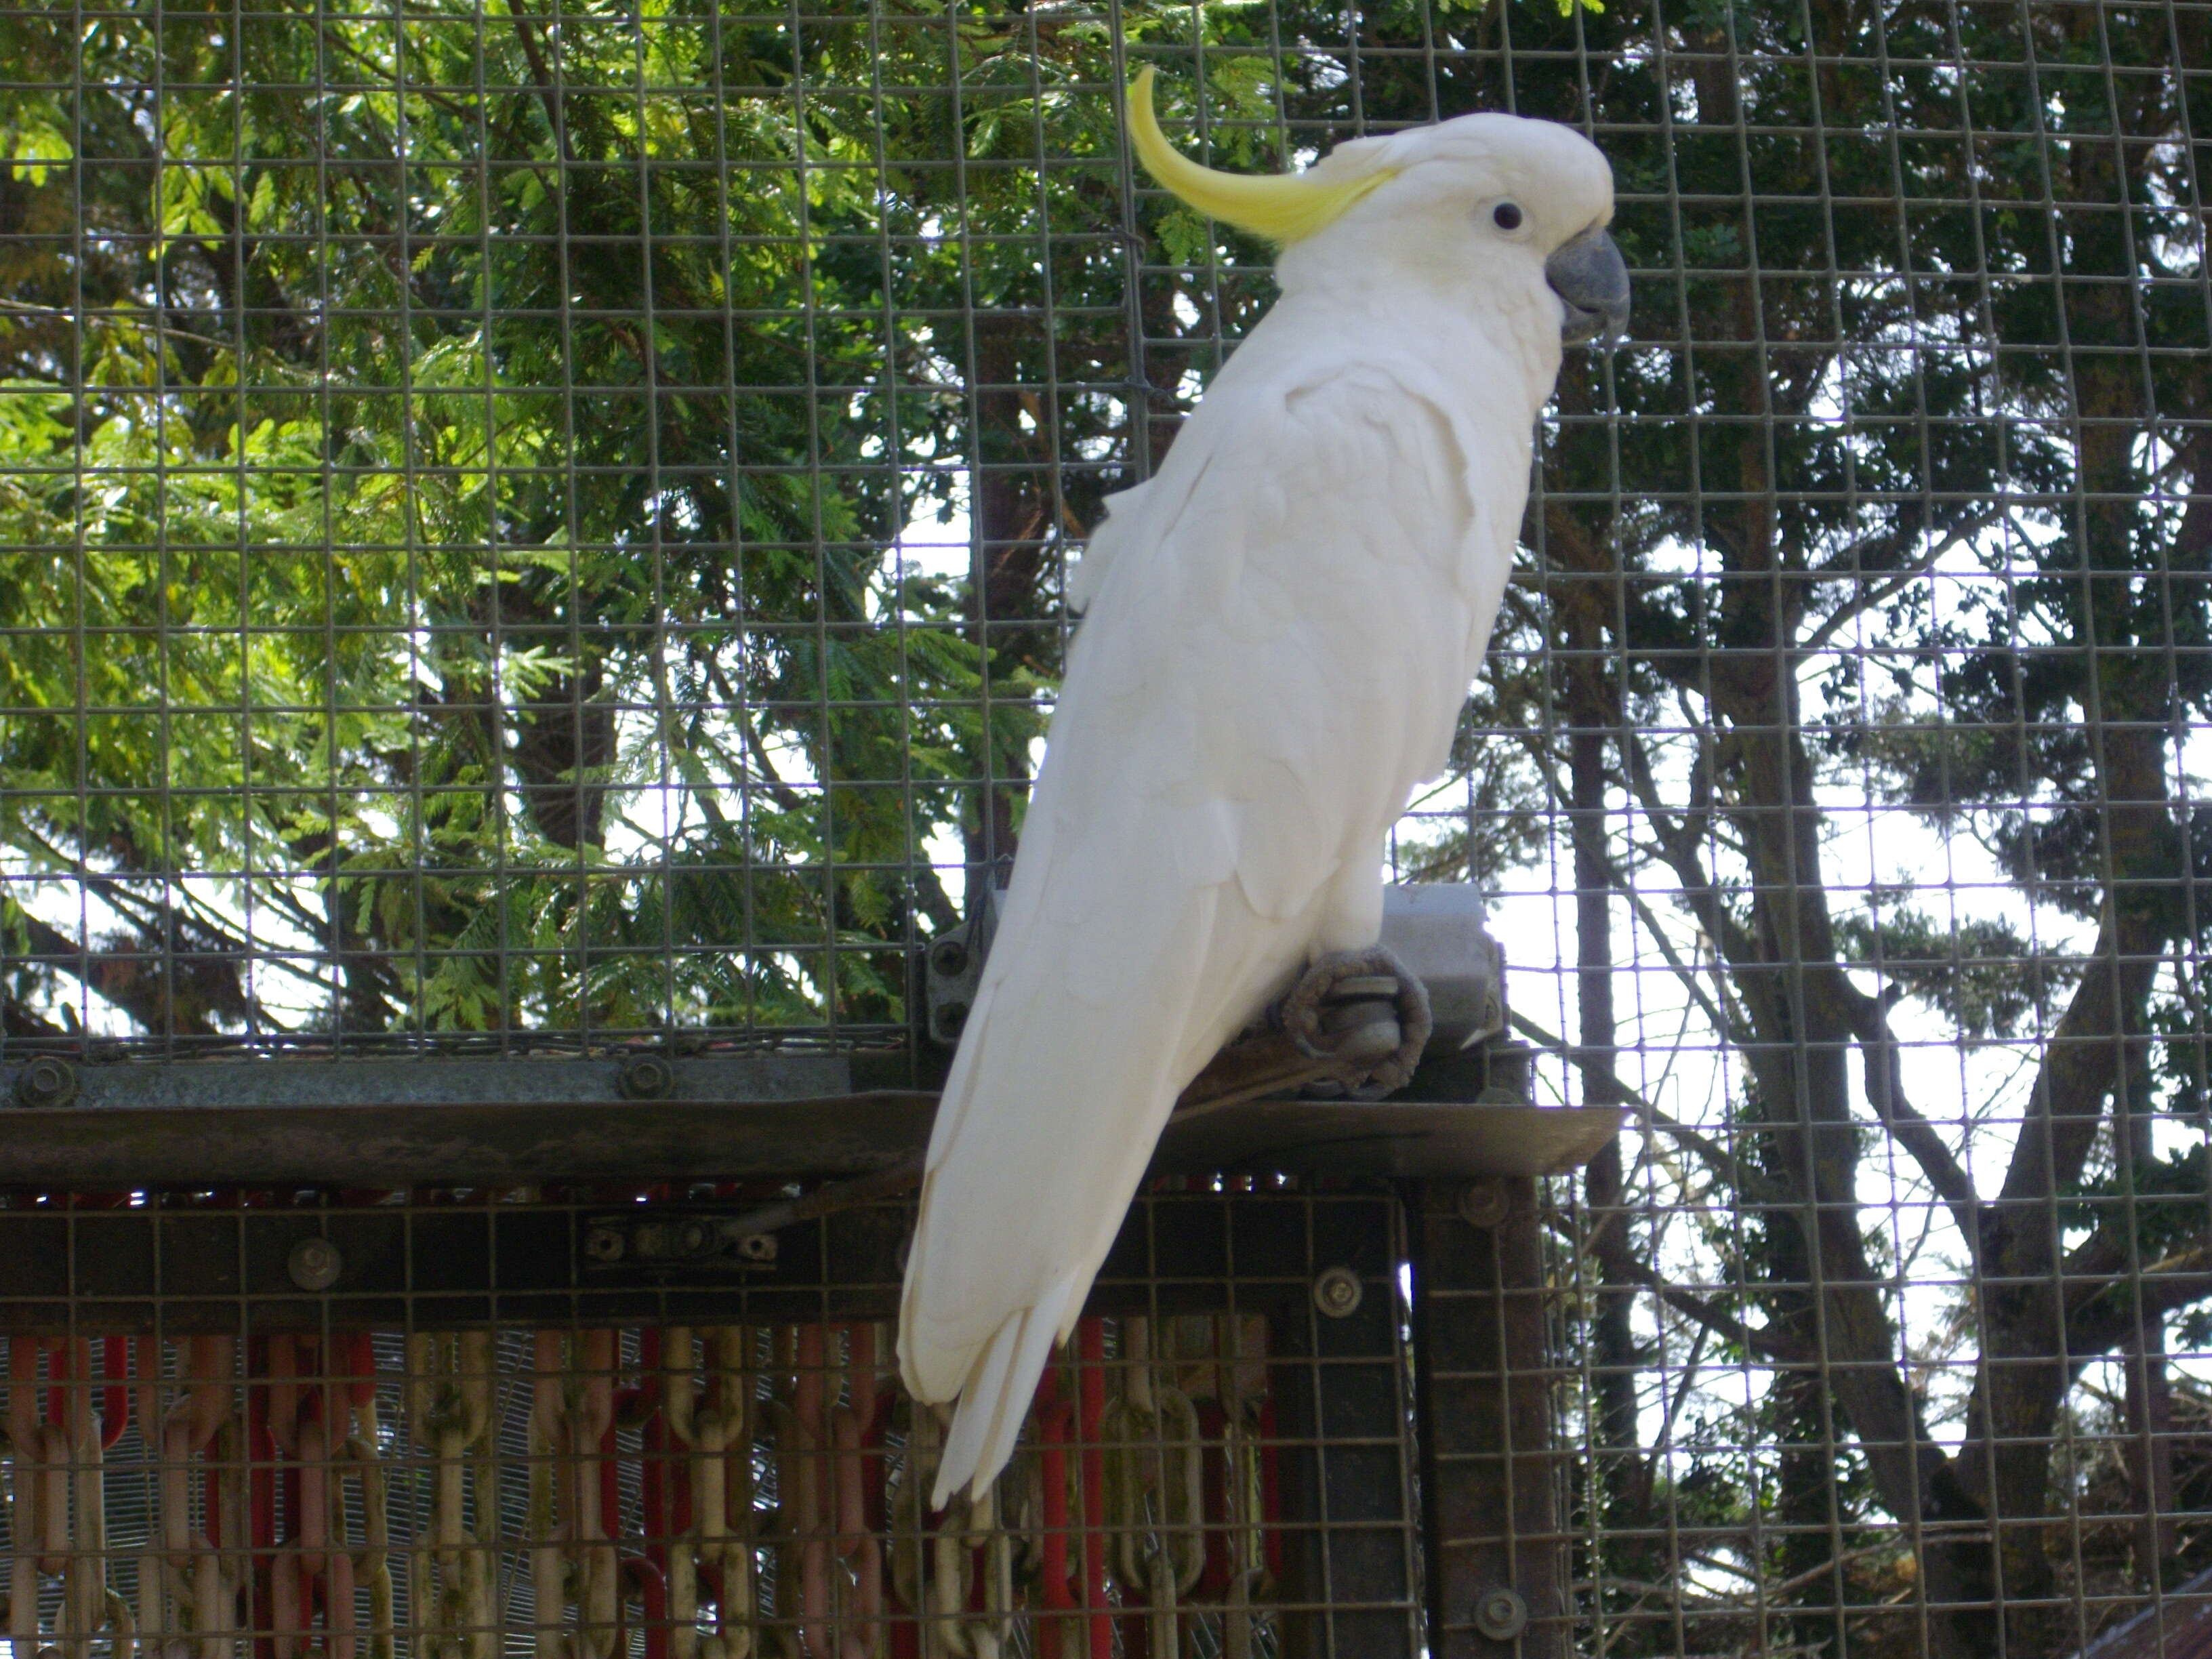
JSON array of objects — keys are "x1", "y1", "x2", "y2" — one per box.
[
  {"x1": 899, "y1": 357, "x2": 1516, "y2": 1500},
  {"x1": 1063, "y1": 480, "x2": 1147, "y2": 615}
]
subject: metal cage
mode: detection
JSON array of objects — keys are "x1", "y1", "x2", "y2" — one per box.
[
  {"x1": 5, "y1": 2, "x2": 2212, "y2": 1658},
  {"x1": 0, "y1": 1186, "x2": 1434, "y2": 1659}
]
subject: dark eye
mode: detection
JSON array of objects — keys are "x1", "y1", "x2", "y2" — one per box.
[{"x1": 1492, "y1": 201, "x2": 1524, "y2": 231}]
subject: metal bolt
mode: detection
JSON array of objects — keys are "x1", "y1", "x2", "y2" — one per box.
[
  {"x1": 737, "y1": 1233, "x2": 778, "y2": 1263},
  {"x1": 14, "y1": 1057, "x2": 77, "y2": 1110},
  {"x1": 583, "y1": 1226, "x2": 626, "y2": 1263},
  {"x1": 936, "y1": 1000, "x2": 968, "y2": 1039},
  {"x1": 1312, "y1": 1266, "x2": 1363, "y2": 1319},
  {"x1": 1457, "y1": 1177, "x2": 1511, "y2": 1229},
  {"x1": 1474, "y1": 1585, "x2": 1528, "y2": 1642},
  {"x1": 287, "y1": 1237, "x2": 343, "y2": 1292},
  {"x1": 929, "y1": 938, "x2": 969, "y2": 978},
  {"x1": 617, "y1": 1054, "x2": 676, "y2": 1101}
]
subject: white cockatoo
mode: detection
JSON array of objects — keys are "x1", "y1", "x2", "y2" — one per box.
[{"x1": 899, "y1": 68, "x2": 1628, "y2": 1504}]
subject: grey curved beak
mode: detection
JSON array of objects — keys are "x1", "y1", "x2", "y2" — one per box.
[{"x1": 1546, "y1": 226, "x2": 1631, "y2": 346}]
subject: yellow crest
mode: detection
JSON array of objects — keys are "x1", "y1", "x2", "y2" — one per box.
[{"x1": 1126, "y1": 66, "x2": 1395, "y2": 245}]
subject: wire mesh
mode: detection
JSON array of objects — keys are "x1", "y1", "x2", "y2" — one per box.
[
  {"x1": 5, "y1": 1, "x2": 2212, "y2": 1658},
  {"x1": 0, "y1": 1186, "x2": 1420, "y2": 1657}
]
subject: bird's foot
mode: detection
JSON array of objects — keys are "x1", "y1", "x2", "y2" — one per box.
[{"x1": 1272, "y1": 945, "x2": 1433, "y2": 1097}]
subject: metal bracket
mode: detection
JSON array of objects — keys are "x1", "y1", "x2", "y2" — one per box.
[
  {"x1": 579, "y1": 1209, "x2": 781, "y2": 1273},
  {"x1": 1379, "y1": 884, "x2": 1505, "y2": 1051},
  {"x1": 926, "y1": 880, "x2": 1504, "y2": 1061},
  {"x1": 922, "y1": 882, "x2": 1004, "y2": 1048}
]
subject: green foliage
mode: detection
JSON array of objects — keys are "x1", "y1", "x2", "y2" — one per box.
[
  {"x1": 7, "y1": 3, "x2": 2212, "y2": 1645},
  {"x1": 0, "y1": 0, "x2": 1196, "y2": 1040},
  {"x1": 0, "y1": 0, "x2": 1644, "y2": 1045},
  {"x1": 1832, "y1": 909, "x2": 2075, "y2": 1041}
]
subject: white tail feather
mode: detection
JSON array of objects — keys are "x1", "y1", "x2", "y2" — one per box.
[{"x1": 928, "y1": 1275, "x2": 1079, "y2": 1508}]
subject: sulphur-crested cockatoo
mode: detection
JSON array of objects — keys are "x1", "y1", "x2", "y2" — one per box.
[{"x1": 900, "y1": 68, "x2": 1628, "y2": 1504}]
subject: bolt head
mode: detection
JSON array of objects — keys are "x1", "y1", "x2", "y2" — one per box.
[
  {"x1": 737, "y1": 1233, "x2": 778, "y2": 1263},
  {"x1": 1474, "y1": 1585, "x2": 1528, "y2": 1642},
  {"x1": 583, "y1": 1227, "x2": 626, "y2": 1263},
  {"x1": 1312, "y1": 1265, "x2": 1364, "y2": 1319},
  {"x1": 935, "y1": 1000, "x2": 968, "y2": 1040},
  {"x1": 930, "y1": 938, "x2": 969, "y2": 978},
  {"x1": 1457, "y1": 1177, "x2": 1511, "y2": 1229},
  {"x1": 617, "y1": 1054, "x2": 677, "y2": 1101},
  {"x1": 287, "y1": 1237, "x2": 343, "y2": 1292},
  {"x1": 14, "y1": 1057, "x2": 77, "y2": 1110}
]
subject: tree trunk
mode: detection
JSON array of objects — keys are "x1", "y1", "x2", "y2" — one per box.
[
  {"x1": 961, "y1": 313, "x2": 1052, "y2": 907},
  {"x1": 1562, "y1": 588, "x2": 1652, "y2": 1560}
]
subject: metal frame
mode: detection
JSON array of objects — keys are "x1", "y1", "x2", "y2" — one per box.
[
  {"x1": 0, "y1": 1186, "x2": 1431, "y2": 1658},
  {"x1": 7, "y1": 2, "x2": 2212, "y2": 1656}
]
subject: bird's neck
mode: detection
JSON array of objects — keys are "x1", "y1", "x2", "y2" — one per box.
[{"x1": 1261, "y1": 279, "x2": 1561, "y2": 422}]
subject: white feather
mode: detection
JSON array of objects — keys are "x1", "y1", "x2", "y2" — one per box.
[{"x1": 898, "y1": 111, "x2": 1613, "y2": 1502}]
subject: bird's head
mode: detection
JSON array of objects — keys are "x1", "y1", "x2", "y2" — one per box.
[{"x1": 1128, "y1": 68, "x2": 1629, "y2": 346}]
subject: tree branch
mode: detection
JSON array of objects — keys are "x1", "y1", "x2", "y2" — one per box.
[
  {"x1": 1996, "y1": 907, "x2": 2160, "y2": 1216},
  {"x1": 503, "y1": 0, "x2": 574, "y2": 162},
  {"x1": 1, "y1": 900, "x2": 275, "y2": 1039},
  {"x1": 2067, "y1": 1234, "x2": 2212, "y2": 1357},
  {"x1": 1509, "y1": 1008, "x2": 1783, "y2": 1203},
  {"x1": 1994, "y1": 726, "x2": 2167, "y2": 1233},
  {"x1": 1612, "y1": 1244, "x2": 1809, "y2": 1362},
  {"x1": 1619, "y1": 725, "x2": 1762, "y2": 976},
  {"x1": 1797, "y1": 508, "x2": 2007, "y2": 658},
  {"x1": 1846, "y1": 994, "x2": 1984, "y2": 1251}
]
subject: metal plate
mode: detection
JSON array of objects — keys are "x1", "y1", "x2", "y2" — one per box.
[
  {"x1": 0, "y1": 1054, "x2": 854, "y2": 1110},
  {"x1": 0, "y1": 1080, "x2": 1620, "y2": 1187},
  {"x1": 1155, "y1": 1099, "x2": 1624, "y2": 1180}
]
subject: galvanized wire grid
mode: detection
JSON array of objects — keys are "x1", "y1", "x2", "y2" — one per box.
[
  {"x1": 0, "y1": 1185, "x2": 1418, "y2": 1658},
  {"x1": 5, "y1": 2, "x2": 2212, "y2": 1658}
]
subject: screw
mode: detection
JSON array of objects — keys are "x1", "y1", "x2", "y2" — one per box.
[
  {"x1": 583, "y1": 1227, "x2": 626, "y2": 1263},
  {"x1": 1312, "y1": 1266, "x2": 1363, "y2": 1319},
  {"x1": 1473, "y1": 1585, "x2": 1528, "y2": 1642},
  {"x1": 14, "y1": 1057, "x2": 77, "y2": 1110},
  {"x1": 287, "y1": 1237, "x2": 343, "y2": 1292},
  {"x1": 617, "y1": 1054, "x2": 676, "y2": 1101},
  {"x1": 737, "y1": 1233, "x2": 778, "y2": 1263},
  {"x1": 935, "y1": 1000, "x2": 968, "y2": 1040},
  {"x1": 1457, "y1": 1177, "x2": 1511, "y2": 1229},
  {"x1": 929, "y1": 938, "x2": 969, "y2": 978}
]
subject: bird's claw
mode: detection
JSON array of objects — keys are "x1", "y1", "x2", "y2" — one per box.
[{"x1": 1273, "y1": 945, "x2": 1433, "y2": 1097}]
